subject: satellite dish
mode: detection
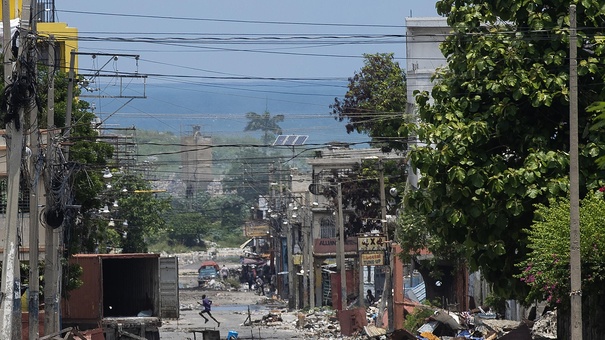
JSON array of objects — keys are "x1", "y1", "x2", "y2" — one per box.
[
  {"x1": 45, "y1": 208, "x2": 64, "y2": 229},
  {"x1": 308, "y1": 183, "x2": 325, "y2": 195}
]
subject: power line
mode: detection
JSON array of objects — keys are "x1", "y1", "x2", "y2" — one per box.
[{"x1": 56, "y1": 9, "x2": 407, "y2": 28}]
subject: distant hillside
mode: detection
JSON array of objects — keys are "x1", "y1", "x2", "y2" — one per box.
[{"x1": 92, "y1": 81, "x2": 370, "y2": 147}]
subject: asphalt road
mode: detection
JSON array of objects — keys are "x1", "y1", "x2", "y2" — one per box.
[
  {"x1": 159, "y1": 288, "x2": 305, "y2": 340},
  {"x1": 159, "y1": 258, "x2": 306, "y2": 339}
]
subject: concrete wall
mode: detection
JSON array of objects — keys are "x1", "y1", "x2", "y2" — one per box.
[{"x1": 405, "y1": 17, "x2": 449, "y2": 189}]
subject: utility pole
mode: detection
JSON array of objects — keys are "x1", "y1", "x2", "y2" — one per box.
[
  {"x1": 306, "y1": 193, "x2": 315, "y2": 309},
  {"x1": 568, "y1": 5, "x2": 582, "y2": 339},
  {"x1": 1, "y1": 1, "x2": 33, "y2": 338},
  {"x1": 376, "y1": 159, "x2": 393, "y2": 330},
  {"x1": 27, "y1": 5, "x2": 42, "y2": 338},
  {"x1": 64, "y1": 50, "x2": 76, "y2": 159},
  {"x1": 286, "y1": 205, "x2": 294, "y2": 310},
  {"x1": 0, "y1": 0, "x2": 17, "y2": 337},
  {"x1": 43, "y1": 35, "x2": 61, "y2": 336},
  {"x1": 337, "y1": 183, "x2": 346, "y2": 310}
]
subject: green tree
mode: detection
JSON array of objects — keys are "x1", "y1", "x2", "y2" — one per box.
[
  {"x1": 319, "y1": 159, "x2": 406, "y2": 237},
  {"x1": 406, "y1": 0, "x2": 605, "y2": 302},
  {"x1": 331, "y1": 53, "x2": 408, "y2": 151},
  {"x1": 27, "y1": 67, "x2": 114, "y2": 254},
  {"x1": 223, "y1": 147, "x2": 273, "y2": 203},
  {"x1": 244, "y1": 110, "x2": 284, "y2": 145},
  {"x1": 165, "y1": 211, "x2": 212, "y2": 247},
  {"x1": 116, "y1": 174, "x2": 171, "y2": 253},
  {"x1": 166, "y1": 192, "x2": 247, "y2": 248},
  {"x1": 517, "y1": 191, "x2": 605, "y2": 338}
]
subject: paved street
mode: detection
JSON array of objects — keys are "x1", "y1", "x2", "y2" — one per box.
[
  {"x1": 159, "y1": 256, "x2": 311, "y2": 339},
  {"x1": 159, "y1": 289, "x2": 305, "y2": 339}
]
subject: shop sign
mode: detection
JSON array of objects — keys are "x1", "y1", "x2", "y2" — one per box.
[
  {"x1": 361, "y1": 252, "x2": 384, "y2": 266},
  {"x1": 314, "y1": 237, "x2": 358, "y2": 254},
  {"x1": 357, "y1": 236, "x2": 387, "y2": 251}
]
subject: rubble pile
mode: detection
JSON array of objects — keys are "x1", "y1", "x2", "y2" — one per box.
[
  {"x1": 530, "y1": 310, "x2": 557, "y2": 340},
  {"x1": 406, "y1": 307, "x2": 557, "y2": 340},
  {"x1": 295, "y1": 308, "x2": 342, "y2": 338},
  {"x1": 251, "y1": 307, "x2": 344, "y2": 339},
  {"x1": 198, "y1": 278, "x2": 228, "y2": 290}
]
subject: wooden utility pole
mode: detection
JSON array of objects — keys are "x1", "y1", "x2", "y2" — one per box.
[{"x1": 568, "y1": 5, "x2": 583, "y2": 339}]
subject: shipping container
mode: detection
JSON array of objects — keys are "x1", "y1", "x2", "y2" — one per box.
[{"x1": 61, "y1": 253, "x2": 179, "y2": 340}]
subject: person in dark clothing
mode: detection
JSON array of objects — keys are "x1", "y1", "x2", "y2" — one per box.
[
  {"x1": 198, "y1": 294, "x2": 220, "y2": 326},
  {"x1": 247, "y1": 274, "x2": 254, "y2": 290},
  {"x1": 255, "y1": 276, "x2": 265, "y2": 295},
  {"x1": 366, "y1": 289, "x2": 376, "y2": 305}
]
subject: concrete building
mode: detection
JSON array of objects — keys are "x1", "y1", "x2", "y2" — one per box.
[
  {"x1": 180, "y1": 126, "x2": 213, "y2": 197},
  {"x1": 405, "y1": 17, "x2": 449, "y2": 189},
  {"x1": 307, "y1": 146, "x2": 403, "y2": 308}
]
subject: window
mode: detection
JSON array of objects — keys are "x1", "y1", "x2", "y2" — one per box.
[{"x1": 320, "y1": 216, "x2": 336, "y2": 238}]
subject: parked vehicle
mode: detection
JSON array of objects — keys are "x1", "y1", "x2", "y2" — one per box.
[
  {"x1": 61, "y1": 253, "x2": 179, "y2": 340},
  {"x1": 198, "y1": 260, "x2": 220, "y2": 286}
]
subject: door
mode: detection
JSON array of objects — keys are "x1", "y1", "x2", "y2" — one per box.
[{"x1": 159, "y1": 256, "x2": 179, "y2": 319}]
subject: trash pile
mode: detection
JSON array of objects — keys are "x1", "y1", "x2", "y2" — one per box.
[
  {"x1": 529, "y1": 310, "x2": 557, "y2": 340},
  {"x1": 286, "y1": 304, "x2": 555, "y2": 339},
  {"x1": 198, "y1": 278, "x2": 229, "y2": 290},
  {"x1": 243, "y1": 306, "x2": 345, "y2": 339},
  {"x1": 394, "y1": 307, "x2": 557, "y2": 340},
  {"x1": 294, "y1": 308, "x2": 342, "y2": 338},
  {"x1": 239, "y1": 295, "x2": 557, "y2": 339}
]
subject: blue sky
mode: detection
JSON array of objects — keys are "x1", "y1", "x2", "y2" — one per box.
[
  {"x1": 57, "y1": 1, "x2": 439, "y2": 79},
  {"x1": 54, "y1": 1, "x2": 440, "y2": 142}
]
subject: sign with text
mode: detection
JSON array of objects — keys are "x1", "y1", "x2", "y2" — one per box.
[
  {"x1": 361, "y1": 252, "x2": 384, "y2": 266},
  {"x1": 314, "y1": 237, "x2": 358, "y2": 254},
  {"x1": 357, "y1": 236, "x2": 387, "y2": 251},
  {"x1": 244, "y1": 223, "x2": 270, "y2": 237}
]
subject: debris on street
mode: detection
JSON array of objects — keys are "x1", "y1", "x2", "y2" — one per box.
[{"x1": 241, "y1": 301, "x2": 559, "y2": 340}]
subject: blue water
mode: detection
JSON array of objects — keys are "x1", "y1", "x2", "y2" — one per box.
[{"x1": 89, "y1": 81, "x2": 371, "y2": 147}]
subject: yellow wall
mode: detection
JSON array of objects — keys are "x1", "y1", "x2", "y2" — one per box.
[
  {"x1": 1, "y1": 1, "x2": 78, "y2": 72},
  {"x1": 0, "y1": 0, "x2": 23, "y2": 19},
  {"x1": 37, "y1": 22, "x2": 78, "y2": 72}
]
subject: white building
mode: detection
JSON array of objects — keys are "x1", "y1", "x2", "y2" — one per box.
[{"x1": 405, "y1": 17, "x2": 449, "y2": 188}]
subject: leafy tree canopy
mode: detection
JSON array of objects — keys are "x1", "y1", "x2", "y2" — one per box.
[
  {"x1": 322, "y1": 159, "x2": 406, "y2": 237},
  {"x1": 115, "y1": 173, "x2": 171, "y2": 253},
  {"x1": 406, "y1": 0, "x2": 605, "y2": 297},
  {"x1": 331, "y1": 53, "x2": 408, "y2": 151},
  {"x1": 244, "y1": 110, "x2": 284, "y2": 145},
  {"x1": 165, "y1": 192, "x2": 247, "y2": 248},
  {"x1": 517, "y1": 191, "x2": 605, "y2": 306},
  {"x1": 223, "y1": 147, "x2": 275, "y2": 203}
]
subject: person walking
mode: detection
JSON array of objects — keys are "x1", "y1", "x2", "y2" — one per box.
[
  {"x1": 255, "y1": 276, "x2": 265, "y2": 295},
  {"x1": 220, "y1": 265, "x2": 229, "y2": 280},
  {"x1": 198, "y1": 294, "x2": 220, "y2": 326}
]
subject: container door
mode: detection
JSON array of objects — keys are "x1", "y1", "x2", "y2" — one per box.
[{"x1": 159, "y1": 256, "x2": 180, "y2": 319}]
